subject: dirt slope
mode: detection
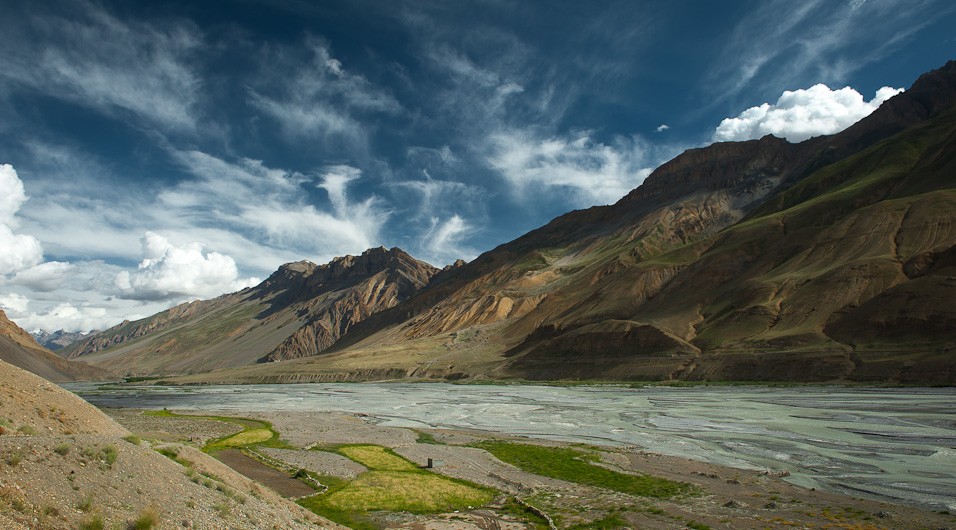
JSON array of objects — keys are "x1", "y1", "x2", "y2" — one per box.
[{"x1": 0, "y1": 359, "x2": 339, "y2": 529}]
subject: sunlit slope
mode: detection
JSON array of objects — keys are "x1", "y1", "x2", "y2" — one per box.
[{"x1": 175, "y1": 63, "x2": 956, "y2": 385}]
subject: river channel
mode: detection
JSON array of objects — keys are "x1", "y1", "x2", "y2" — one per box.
[{"x1": 65, "y1": 382, "x2": 956, "y2": 511}]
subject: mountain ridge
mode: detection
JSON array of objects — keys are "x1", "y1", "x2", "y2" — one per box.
[
  {"x1": 69, "y1": 60, "x2": 956, "y2": 384},
  {"x1": 62, "y1": 247, "x2": 438, "y2": 376}
]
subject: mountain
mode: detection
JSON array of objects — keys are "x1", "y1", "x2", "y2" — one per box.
[
  {"x1": 0, "y1": 359, "x2": 334, "y2": 529},
  {"x1": 63, "y1": 247, "x2": 438, "y2": 376},
  {"x1": 165, "y1": 60, "x2": 956, "y2": 385},
  {"x1": 72, "y1": 61, "x2": 956, "y2": 385},
  {"x1": 31, "y1": 329, "x2": 94, "y2": 350},
  {"x1": 0, "y1": 310, "x2": 111, "y2": 382}
]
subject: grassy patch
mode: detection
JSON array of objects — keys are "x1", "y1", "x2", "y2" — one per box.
[
  {"x1": 473, "y1": 441, "x2": 695, "y2": 499},
  {"x1": 129, "y1": 505, "x2": 160, "y2": 529},
  {"x1": 143, "y1": 409, "x2": 293, "y2": 451},
  {"x1": 207, "y1": 428, "x2": 273, "y2": 449},
  {"x1": 338, "y1": 445, "x2": 418, "y2": 471},
  {"x1": 414, "y1": 430, "x2": 444, "y2": 445},
  {"x1": 76, "y1": 497, "x2": 94, "y2": 512},
  {"x1": 319, "y1": 470, "x2": 492, "y2": 512},
  {"x1": 499, "y1": 497, "x2": 551, "y2": 529},
  {"x1": 5, "y1": 449, "x2": 24, "y2": 466},
  {"x1": 567, "y1": 514, "x2": 629, "y2": 529},
  {"x1": 17, "y1": 424, "x2": 37, "y2": 435},
  {"x1": 298, "y1": 444, "x2": 494, "y2": 528},
  {"x1": 53, "y1": 442, "x2": 71, "y2": 455}
]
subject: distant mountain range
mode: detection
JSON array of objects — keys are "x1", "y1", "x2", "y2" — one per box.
[
  {"x1": 64, "y1": 60, "x2": 956, "y2": 384},
  {"x1": 30, "y1": 329, "x2": 94, "y2": 351}
]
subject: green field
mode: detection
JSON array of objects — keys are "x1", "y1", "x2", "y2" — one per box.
[
  {"x1": 473, "y1": 441, "x2": 696, "y2": 499},
  {"x1": 299, "y1": 444, "x2": 494, "y2": 529}
]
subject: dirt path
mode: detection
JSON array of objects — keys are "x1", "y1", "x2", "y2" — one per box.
[{"x1": 215, "y1": 449, "x2": 316, "y2": 498}]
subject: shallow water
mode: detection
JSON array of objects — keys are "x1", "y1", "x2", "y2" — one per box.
[{"x1": 66, "y1": 382, "x2": 956, "y2": 511}]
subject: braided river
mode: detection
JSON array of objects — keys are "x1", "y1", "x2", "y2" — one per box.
[{"x1": 66, "y1": 382, "x2": 956, "y2": 511}]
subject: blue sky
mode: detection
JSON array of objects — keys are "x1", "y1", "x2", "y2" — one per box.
[{"x1": 1, "y1": 0, "x2": 953, "y2": 332}]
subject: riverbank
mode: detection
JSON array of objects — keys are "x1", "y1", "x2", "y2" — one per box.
[{"x1": 104, "y1": 407, "x2": 956, "y2": 530}]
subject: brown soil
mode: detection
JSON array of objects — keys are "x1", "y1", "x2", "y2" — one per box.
[{"x1": 215, "y1": 449, "x2": 315, "y2": 498}]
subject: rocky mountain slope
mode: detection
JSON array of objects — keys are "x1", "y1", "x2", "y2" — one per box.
[
  {"x1": 0, "y1": 310, "x2": 110, "y2": 382},
  {"x1": 63, "y1": 247, "x2": 438, "y2": 376},
  {"x1": 0, "y1": 358, "x2": 335, "y2": 529},
  {"x1": 73, "y1": 61, "x2": 956, "y2": 385},
  {"x1": 169, "y1": 60, "x2": 956, "y2": 385}
]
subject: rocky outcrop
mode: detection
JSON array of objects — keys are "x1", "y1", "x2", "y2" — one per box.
[{"x1": 264, "y1": 249, "x2": 437, "y2": 361}]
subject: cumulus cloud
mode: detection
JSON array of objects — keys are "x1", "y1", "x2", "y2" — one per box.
[
  {"x1": 114, "y1": 232, "x2": 259, "y2": 301},
  {"x1": 0, "y1": 164, "x2": 44, "y2": 275},
  {"x1": 655, "y1": 124, "x2": 669, "y2": 132},
  {"x1": 714, "y1": 84, "x2": 903, "y2": 143},
  {"x1": 487, "y1": 130, "x2": 655, "y2": 206}
]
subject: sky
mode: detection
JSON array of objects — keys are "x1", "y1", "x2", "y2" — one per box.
[{"x1": 0, "y1": 0, "x2": 954, "y2": 333}]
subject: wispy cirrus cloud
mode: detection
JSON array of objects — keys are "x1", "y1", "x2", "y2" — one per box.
[
  {"x1": 486, "y1": 130, "x2": 658, "y2": 207},
  {"x1": 248, "y1": 40, "x2": 401, "y2": 146},
  {"x1": 422, "y1": 215, "x2": 474, "y2": 266},
  {"x1": 0, "y1": 0, "x2": 202, "y2": 133},
  {"x1": 706, "y1": 0, "x2": 942, "y2": 105}
]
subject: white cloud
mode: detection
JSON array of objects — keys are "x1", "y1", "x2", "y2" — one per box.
[
  {"x1": 320, "y1": 165, "x2": 362, "y2": 217},
  {"x1": 114, "y1": 232, "x2": 259, "y2": 301},
  {"x1": 0, "y1": 293, "x2": 30, "y2": 314},
  {"x1": 0, "y1": 164, "x2": 44, "y2": 275},
  {"x1": 12, "y1": 261, "x2": 74, "y2": 292},
  {"x1": 10, "y1": 302, "x2": 113, "y2": 335},
  {"x1": 655, "y1": 124, "x2": 670, "y2": 132},
  {"x1": 714, "y1": 84, "x2": 903, "y2": 142},
  {"x1": 0, "y1": 1, "x2": 201, "y2": 132},
  {"x1": 161, "y1": 152, "x2": 388, "y2": 266},
  {"x1": 248, "y1": 41, "x2": 400, "y2": 142},
  {"x1": 422, "y1": 215, "x2": 474, "y2": 266},
  {"x1": 487, "y1": 130, "x2": 655, "y2": 206}
]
